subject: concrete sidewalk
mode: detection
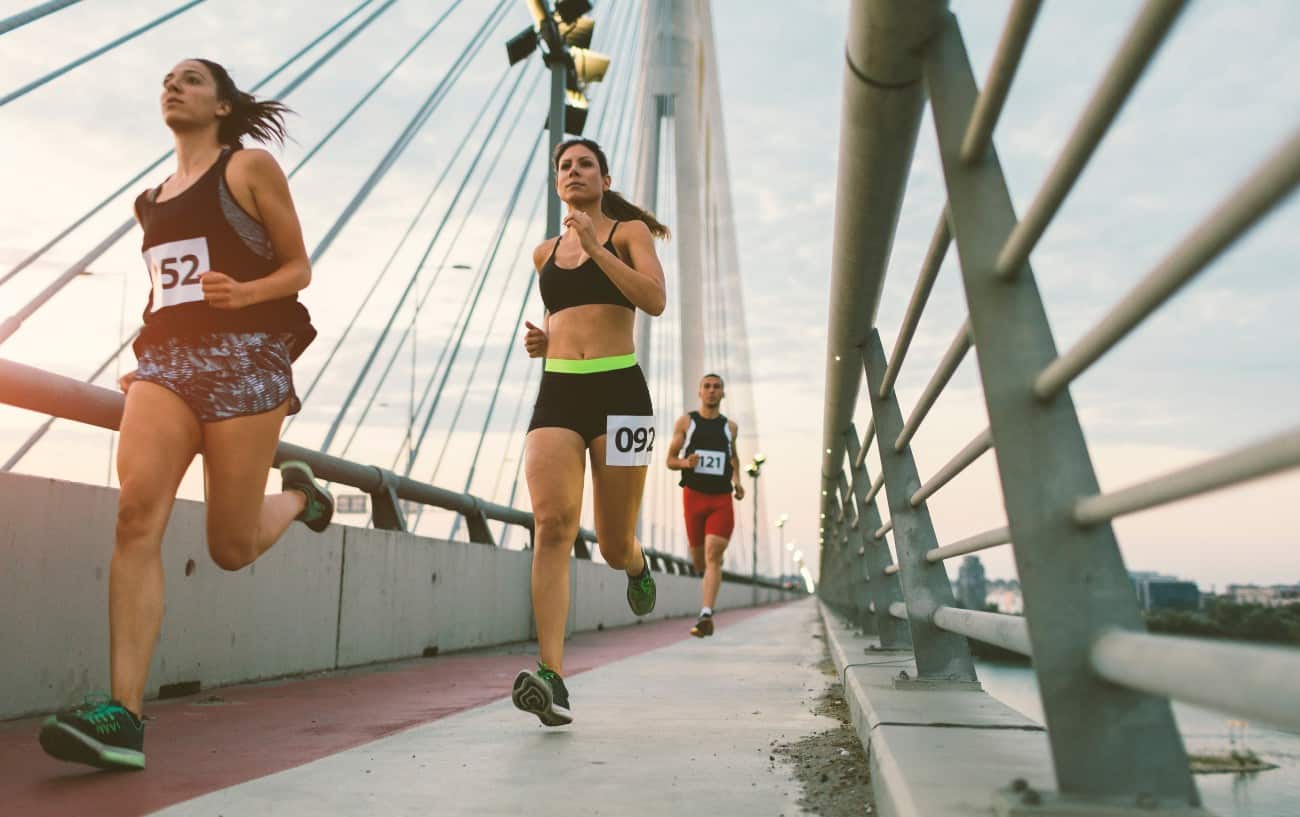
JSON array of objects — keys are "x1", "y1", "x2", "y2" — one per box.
[{"x1": 4, "y1": 599, "x2": 834, "y2": 816}]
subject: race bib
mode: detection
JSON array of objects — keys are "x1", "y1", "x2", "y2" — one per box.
[
  {"x1": 693, "y1": 449, "x2": 727, "y2": 476},
  {"x1": 606, "y1": 415, "x2": 656, "y2": 467},
  {"x1": 144, "y1": 237, "x2": 211, "y2": 312}
]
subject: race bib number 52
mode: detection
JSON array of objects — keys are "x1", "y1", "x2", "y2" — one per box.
[
  {"x1": 144, "y1": 237, "x2": 211, "y2": 312},
  {"x1": 606, "y1": 415, "x2": 656, "y2": 467}
]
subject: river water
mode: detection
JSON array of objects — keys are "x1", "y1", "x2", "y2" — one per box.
[{"x1": 975, "y1": 661, "x2": 1300, "y2": 817}]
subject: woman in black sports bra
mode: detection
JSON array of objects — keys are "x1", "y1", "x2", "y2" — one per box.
[
  {"x1": 38, "y1": 59, "x2": 333, "y2": 772},
  {"x1": 510, "y1": 138, "x2": 669, "y2": 727}
]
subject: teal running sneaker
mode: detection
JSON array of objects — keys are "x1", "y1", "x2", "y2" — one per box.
[
  {"x1": 512, "y1": 663, "x2": 572, "y2": 727},
  {"x1": 626, "y1": 555, "x2": 656, "y2": 616},
  {"x1": 39, "y1": 695, "x2": 144, "y2": 771},
  {"x1": 280, "y1": 460, "x2": 334, "y2": 532}
]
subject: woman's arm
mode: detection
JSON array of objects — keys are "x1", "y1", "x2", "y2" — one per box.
[
  {"x1": 204, "y1": 149, "x2": 311, "y2": 309},
  {"x1": 568, "y1": 213, "x2": 666, "y2": 316}
]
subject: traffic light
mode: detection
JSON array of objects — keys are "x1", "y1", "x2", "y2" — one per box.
[{"x1": 511, "y1": 1, "x2": 610, "y2": 136}]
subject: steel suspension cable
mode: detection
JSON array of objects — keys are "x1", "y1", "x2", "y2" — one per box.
[
  {"x1": 0, "y1": 0, "x2": 207, "y2": 108},
  {"x1": 399, "y1": 126, "x2": 547, "y2": 474},
  {"x1": 0, "y1": 0, "x2": 83, "y2": 36},
  {"x1": 283, "y1": 59, "x2": 517, "y2": 433},
  {"x1": 306, "y1": 0, "x2": 513, "y2": 265},
  {"x1": 0, "y1": 0, "x2": 377, "y2": 290},
  {"x1": 426, "y1": 185, "x2": 546, "y2": 495},
  {"x1": 323, "y1": 63, "x2": 541, "y2": 454}
]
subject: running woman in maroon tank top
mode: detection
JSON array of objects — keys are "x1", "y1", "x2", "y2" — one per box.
[{"x1": 38, "y1": 59, "x2": 332, "y2": 773}]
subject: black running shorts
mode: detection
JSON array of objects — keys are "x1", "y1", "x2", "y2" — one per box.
[{"x1": 528, "y1": 363, "x2": 653, "y2": 446}]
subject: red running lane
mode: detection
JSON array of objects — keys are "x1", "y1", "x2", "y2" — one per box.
[{"x1": 0, "y1": 606, "x2": 779, "y2": 817}]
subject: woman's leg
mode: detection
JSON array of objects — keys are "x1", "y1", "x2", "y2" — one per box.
[
  {"x1": 200, "y1": 400, "x2": 302, "y2": 571},
  {"x1": 111, "y1": 382, "x2": 202, "y2": 715},
  {"x1": 524, "y1": 427, "x2": 587, "y2": 674},
  {"x1": 588, "y1": 435, "x2": 648, "y2": 575}
]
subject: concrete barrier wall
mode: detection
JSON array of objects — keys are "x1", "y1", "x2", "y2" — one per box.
[{"x1": 1, "y1": 472, "x2": 792, "y2": 720}]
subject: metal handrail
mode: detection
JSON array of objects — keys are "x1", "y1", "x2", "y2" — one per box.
[
  {"x1": 958, "y1": 0, "x2": 1043, "y2": 164},
  {"x1": 933, "y1": 606, "x2": 1031, "y2": 656},
  {"x1": 893, "y1": 319, "x2": 971, "y2": 452},
  {"x1": 1034, "y1": 128, "x2": 1300, "y2": 400},
  {"x1": 1091, "y1": 630, "x2": 1300, "y2": 733},
  {"x1": 0, "y1": 358, "x2": 767, "y2": 583},
  {"x1": 994, "y1": 0, "x2": 1189, "y2": 278},
  {"x1": 1073, "y1": 425, "x2": 1300, "y2": 526},
  {"x1": 878, "y1": 209, "x2": 950, "y2": 399},
  {"x1": 853, "y1": 418, "x2": 876, "y2": 469},
  {"x1": 908, "y1": 427, "x2": 992, "y2": 507},
  {"x1": 924, "y1": 526, "x2": 1011, "y2": 563}
]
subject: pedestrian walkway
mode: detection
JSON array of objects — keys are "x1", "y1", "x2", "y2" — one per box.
[{"x1": 1, "y1": 599, "x2": 831, "y2": 816}]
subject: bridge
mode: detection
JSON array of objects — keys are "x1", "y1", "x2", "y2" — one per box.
[{"x1": 2, "y1": 1, "x2": 1298, "y2": 815}]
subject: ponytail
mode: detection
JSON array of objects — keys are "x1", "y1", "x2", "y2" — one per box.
[
  {"x1": 194, "y1": 58, "x2": 291, "y2": 150},
  {"x1": 554, "y1": 138, "x2": 671, "y2": 240},
  {"x1": 601, "y1": 189, "x2": 671, "y2": 240}
]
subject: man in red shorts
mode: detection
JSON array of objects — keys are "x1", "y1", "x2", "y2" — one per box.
[{"x1": 666, "y1": 373, "x2": 745, "y2": 636}]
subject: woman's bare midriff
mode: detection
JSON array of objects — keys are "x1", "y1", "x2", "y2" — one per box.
[{"x1": 546, "y1": 304, "x2": 636, "y2": 360}]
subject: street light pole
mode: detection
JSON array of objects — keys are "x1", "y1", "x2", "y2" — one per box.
[{"x1": 745, "y1": 453, "x2": 766, "y2": 604}]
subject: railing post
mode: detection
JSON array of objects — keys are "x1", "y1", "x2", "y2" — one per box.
[
  {"x1": 369, "y1": 468, "x2": 407, "y2": 532},
  {"x1": 862, "y1": 331, "x2": 976, "y2": 684},
  {"x1": 845, "y1": 424, "x2": 910, "y2": 649},
  {"x1": 924, "y1": 11, "x2": 1197, "y2": 804}
]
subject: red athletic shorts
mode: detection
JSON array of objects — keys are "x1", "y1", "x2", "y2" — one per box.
[{"x1": 683, "y1": 486, "x2": 735, "y2": 549}]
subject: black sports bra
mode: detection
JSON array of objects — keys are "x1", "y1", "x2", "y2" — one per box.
[{"x1": 538, "y1": 221, "x2": 634, "y2": 313}]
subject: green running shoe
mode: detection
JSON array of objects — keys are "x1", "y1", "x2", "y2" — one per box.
[
  {"x1": 512, "y1": 663, "x2": 572, "y2": 727},
  {"x1": 280, "y1": 460, "x2": 334, "y2": 532},
  {"x1": 39, "y1": 695, "x2": 144, "y2": 771},
  {"x1": 626, "y1": 555, "x2": 656, "y2": 616}
]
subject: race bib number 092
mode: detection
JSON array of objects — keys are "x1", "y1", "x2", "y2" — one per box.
[
  {"x1": 606, "y1": 415, "x2": 655, "y2": 467},
  {"x1": 693, "y1": 449, "x2": 726, "y2": 476},
  {"x1": 144, "y1": 237, "x2": 211, "y2": 312}
]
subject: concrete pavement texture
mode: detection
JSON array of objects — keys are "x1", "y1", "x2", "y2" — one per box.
[{"x1": 4, "y1": 599, "x2": 848, "y2": 816}]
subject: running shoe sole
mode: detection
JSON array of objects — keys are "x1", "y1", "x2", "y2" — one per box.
[
  {"x1": 511, "y1": 671, "x2": 572, "y2": 727},
  {"x1": 39, "y1": 718, "x2": 145, "y2": 771}
]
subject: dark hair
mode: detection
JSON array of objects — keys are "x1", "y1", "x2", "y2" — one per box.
[
  {"x1": 701, "y1": 373, "x2": 724, "y2": 386},
  {"x1": 554, "y1": 138, "x2": 670, "y2": 239},
  {"x1": 193, "y1": 59, "x2": 291, "y2": 149}
]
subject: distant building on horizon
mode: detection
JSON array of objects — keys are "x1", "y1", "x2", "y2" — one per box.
[
  {"x1": 1130, "y1": 571, "x2": 1200, "y2": 612},
  {"x1": 956, "y1": 556, "x2": 987, "y2": 610},
  {"x1": 1225, "y1": 583, "x2": 1300, "y2": 607}
]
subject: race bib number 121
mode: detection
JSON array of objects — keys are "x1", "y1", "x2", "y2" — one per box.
[
  {"x1": 693, "y1": 449, "x2": 727, "y2": 476},
  {"x1": 606, "y1": 415, "x2": 656, "y2": 467},
  {"x1": 144, "y1": 237, "x2": 211, "y2": 312}
]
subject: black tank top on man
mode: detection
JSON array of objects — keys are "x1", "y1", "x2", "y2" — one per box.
[
  {"x1": 679, "y1": 411, "x2": 735, "y2": 495},
  {"x1": 538, "y1": 221, "x2": 634, "y2": 314},
  {"x1": 132, "y1": 148, "x2": 315, "y2": 359}
]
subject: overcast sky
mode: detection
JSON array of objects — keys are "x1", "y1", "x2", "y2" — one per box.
[{"x1": 1, "y1": 0, "x2": 1296, "y2": 589}]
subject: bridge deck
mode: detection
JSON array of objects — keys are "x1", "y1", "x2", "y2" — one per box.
[{"x1": 2, "y1": 600, "x2": 830, "y2": 816}]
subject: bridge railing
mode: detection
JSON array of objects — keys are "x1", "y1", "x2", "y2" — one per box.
[
  {"x1": 0, "y1": 357, "x2": 786, "y2": 588},
  {"x1": 819, "y1": 0, "x2": 1299, "y2": 809}
]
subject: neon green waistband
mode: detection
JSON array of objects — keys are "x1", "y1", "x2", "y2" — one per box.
[{"x1": 544, "y1": 353, "x2": 638, "y2": 374}]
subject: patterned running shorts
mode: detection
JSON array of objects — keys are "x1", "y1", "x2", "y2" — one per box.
[{"x1": 134, "y1": 331, "x2": 301, "y2": 423}]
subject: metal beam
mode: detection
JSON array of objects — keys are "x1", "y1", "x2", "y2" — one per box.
[
  {"x1": 862, "y1": 331, "x2": 975, "y2": 681},
  {"x1": 925, "y1": 13, "x2": 1197, "y2": 802}
]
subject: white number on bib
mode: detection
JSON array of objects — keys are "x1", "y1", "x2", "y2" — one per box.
[
  {"x1": 144, "y1": 237, "x2": 211, "y2": 312},
  {"x1": 693, "y1": 449, "x2": 727, "y2": 476},
  {"x1": 606, "y1": 415, "x2": 656, "y2": 467}
]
